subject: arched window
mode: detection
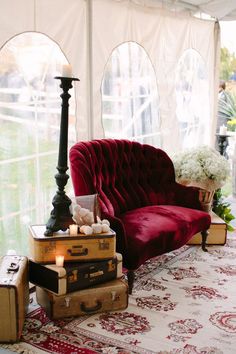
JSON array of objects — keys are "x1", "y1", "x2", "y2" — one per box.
[
  {"x1": 175, "y1": 49, "x2": 210, "y2": 149},
  {"x1": 101, "y1": 42, "x2": 160, "y2": 147},
  {"x1": 0, "y1": 32, "x2": 75, "y2": 255}
]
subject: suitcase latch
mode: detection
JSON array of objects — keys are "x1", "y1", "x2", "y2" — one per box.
[
  {"x1": 111, "y1": 291, "x2": 118, "y2": 301},
  {"x1": 64, "y1": 297, "x2": 71, "y2": 307},
  {"x1": 7, "y1": 262, "x2": 19, "y2": 273}
]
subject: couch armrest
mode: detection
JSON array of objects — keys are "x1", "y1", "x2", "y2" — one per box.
[
  {"x1": 101, "y1": 212, "x2": 128, "y2": 256},
  {"x1": 171, "y1": 182, "x2": 202, "y2": 210}
]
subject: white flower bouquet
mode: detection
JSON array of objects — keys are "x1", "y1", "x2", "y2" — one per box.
[{"x1": 172, "y1": 146, "x2": 230, "y2": 192}]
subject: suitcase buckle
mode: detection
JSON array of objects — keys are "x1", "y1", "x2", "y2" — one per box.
[
  {"x1": 7, "y1": 262, "x2": 19, "y2": 273},
  {"x1": 64, "y1": 297, "x2": 71, "y2": 307}
]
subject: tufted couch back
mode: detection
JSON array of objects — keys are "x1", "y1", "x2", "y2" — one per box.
[{"x1": 69, "y1": 139, "x2": 188, "y2": 217}]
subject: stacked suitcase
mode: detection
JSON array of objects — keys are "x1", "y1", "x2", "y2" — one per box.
[
  {"x1": 0, "y1": 255, "x2": 29, "y2": 342},
  {"x1": 29, "y1": 224, "x2": 128, "y2": 319}
]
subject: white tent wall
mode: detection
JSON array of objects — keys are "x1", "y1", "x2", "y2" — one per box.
[
  {"x1": 0, "y1": 0, "x2": 89, "y2": 140},
  {"x1": 0, "y1": 0, "x2": 34, "y2": 40},
  {"x1": 92, "y1": 0, "x2": 219, "y2": 153},
  {"x1": 0, "y1": 0, "x2": 219, "y2": 152},
  {"x1": 34, "y1": 0, "x2": 88, "y2": 140}
]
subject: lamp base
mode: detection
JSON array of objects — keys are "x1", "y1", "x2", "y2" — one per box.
[{"x1": 44, "y1": 194, "x2": 74, "y2": 236}]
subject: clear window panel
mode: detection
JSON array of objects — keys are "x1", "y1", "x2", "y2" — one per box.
[
  {"x1": 0, "y1": 32, "x2": 76, "y2": 255},
  {"x1": 0, "y1": 159, "x2": 36, "y2": 217},
  {"x1": 175, "y1": 49, "x2": 210, "y2": 150},
  {"x1": 0, "y1": 210, "x2": 38, "y2": 256},
  {"x1": 38, "y1": 154, "x2": 74, "y2": 224},
  {"x1": 101, "y1": 42, "x2": 161, "y2": 147}
]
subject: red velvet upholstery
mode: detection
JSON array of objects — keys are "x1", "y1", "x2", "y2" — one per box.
[{"x1": 69, "y1": 139, "x2": 211, "y2": 270}]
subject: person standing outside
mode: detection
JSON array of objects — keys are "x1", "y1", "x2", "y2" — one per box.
[{"x1": 217, "y1": 80, "x2": 230, "y2": 132}]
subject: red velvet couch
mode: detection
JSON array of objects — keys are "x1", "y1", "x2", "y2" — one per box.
[{"x1": 69, "y1": 139, "x2": 211, "y2": 292}]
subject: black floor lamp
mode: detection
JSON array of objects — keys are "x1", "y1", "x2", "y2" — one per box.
[{"x1": 44, "y1": 73, "x2": 79, "y2": 236}]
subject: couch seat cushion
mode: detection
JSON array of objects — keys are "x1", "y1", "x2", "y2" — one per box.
[{"x1": 120, "y1": 205, "x2": 211, "y2": 269}]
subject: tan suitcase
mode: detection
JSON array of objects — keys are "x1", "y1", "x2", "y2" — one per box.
[
  {"x1": 29, "y1": 224, "x2": 116, "y2": 263},
  {"x1": 36, "y1": 278, "x2": 128, "y2": 319},
  {"x1": 29, "y1": 253, "x2": 123, "y2": 295},
  {"x1": 0, "y1": 256, "x2": 29, "y2": 343},
  {"x1": 187, "y1": 212, "x2": 227, "y2": 245}
]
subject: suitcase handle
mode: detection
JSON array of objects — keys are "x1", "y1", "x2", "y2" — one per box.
[
  {"x1": 80, "y1": 300, "x2": 102, "y2": 313},
  {"x1": 67, "y1": 248, "x2": 88, "y2": 256}
]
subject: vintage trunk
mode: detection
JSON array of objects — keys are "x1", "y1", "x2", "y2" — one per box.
[
  {"x1": 0, "y1": 256, "x2": 29, "y2": 343},
  {"x1": 187, "y1": 212, "x2": 227, "y2": 245},
  {"x1": 36, "y1": 278, "x2": 128, "y2": 319},
  {"x1": 29, "y1": 225, "x2": 116, "y2": 263},
  {"x1": 29, "y1": 253, "x2": 123, "y2": 295}
]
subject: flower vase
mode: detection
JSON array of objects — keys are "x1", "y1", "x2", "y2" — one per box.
[{"x1": 199, "y1": 189, "x2": 215, "y2": 213}]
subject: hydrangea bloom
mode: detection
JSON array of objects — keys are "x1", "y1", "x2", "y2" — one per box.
[{"x1": 172, "y1": 146, "x2": 230, "y2": 191}]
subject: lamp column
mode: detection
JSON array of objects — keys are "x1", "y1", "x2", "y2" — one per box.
[{"x1": 44, "y1": 76, "x2": 79, "y2": 236}]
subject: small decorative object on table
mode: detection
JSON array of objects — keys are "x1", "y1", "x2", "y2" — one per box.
[
  {"x1": 71, "y1": 193, "x2": 111, "y2": 235},
  {"x1": 173, "y1": 146, "x2": 230, "y2": 212},
  {"x1": 69, "y1": 224, "x2": 78, "y2": 236},
  {"x1": 55, "y1": 255, "x2": 64, "y2": 267},
  {"x1": 219, "y1": 124, "x2": 227, "y2": 135}
]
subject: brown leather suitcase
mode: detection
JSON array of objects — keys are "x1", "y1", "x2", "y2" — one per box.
[
  {"x1": 29, "y1": 253, "x2": 123, "y2": 295},
  {"x1": 36, "y1": 278, "x2": 128, "y2": 319},
  {"x1": 29, "y1": 224, "x2": 116, "y2": 263},
  {"x1": 0, "y1": 256, "x2": 29, "y2": 343}
]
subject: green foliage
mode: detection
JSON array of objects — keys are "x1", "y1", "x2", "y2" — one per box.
[
  {"x1": 212, "y1": 189, "x2": 235, "y2": 231},
  {"x1": 220, "y1": 47, "x2": 236, "y2": 81},
  {"x1": 228, "y1": 118, "x2": 236, "y2": 131},
  {"x1": 219, "y1": 47, "x2": 236, "y2": 130},
  {"x1": 218, "y1": 91, "x2": 236, "y2": 130}
]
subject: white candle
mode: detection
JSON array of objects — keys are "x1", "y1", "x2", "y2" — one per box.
[
  {"x1": 7, "y1": 249, "x2": 16, "y2": 255},
  {"x1": 219, "y1": 125, "x2": 227, "y2": 135},
  {"x1": 55, "y1": 255, "x2": 64, "y2": 267},
  {"x1": 69, "y1": 224, "x2": 78, "y2": 236},
  {"x1": 62, "y1": 64, "x2": 72, "y2": 78}
]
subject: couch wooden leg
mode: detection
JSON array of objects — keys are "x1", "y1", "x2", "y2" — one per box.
[
  {"x1": 127, "y1": 270, "x2": 135, "y2": 294},
  {"x1": 201, "y1": 230, "x2": 209, "y2": 252}
]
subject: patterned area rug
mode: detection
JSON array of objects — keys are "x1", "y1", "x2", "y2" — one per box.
[{"x1": 2, "y1": 236, "x2": 236, "y2": 354}]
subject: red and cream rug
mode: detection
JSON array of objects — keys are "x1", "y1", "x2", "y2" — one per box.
[{"x1": 2, "y1": 236, "x2": 236, "y2": 354}]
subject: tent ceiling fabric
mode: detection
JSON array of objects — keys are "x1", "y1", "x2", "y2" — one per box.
[{"x1": 152, "y1": 0, "x2": 236, "y2": 20}]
